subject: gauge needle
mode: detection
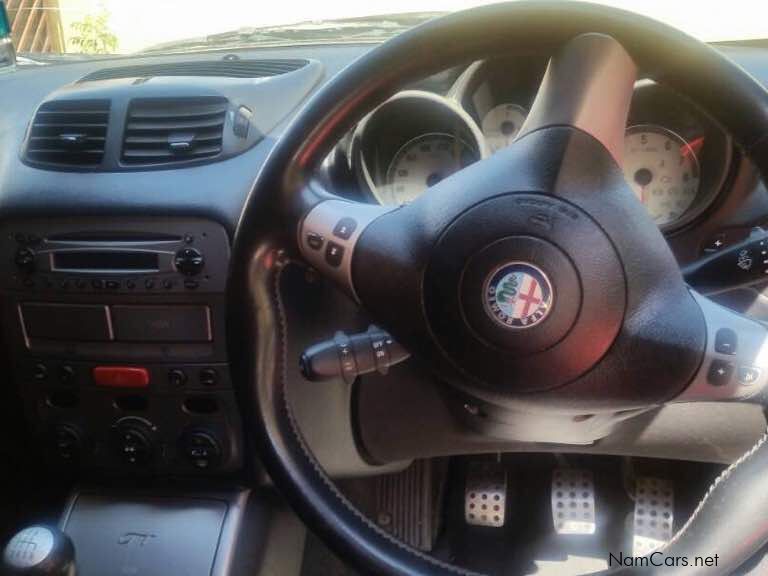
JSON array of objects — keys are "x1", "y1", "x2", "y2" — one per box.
[{"x1": 682, "y1": 136, "x2": 705, "y2": 159}]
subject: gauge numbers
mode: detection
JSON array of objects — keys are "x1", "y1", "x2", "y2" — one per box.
[
  {"x1": 623, "y1": 125, "x2": 701, "y2": 226},
  {"x1": 384, "y1": 133, "x2": 478, "y2": 205},
  {"x1": 481, "y1": 103, "x2": 528, "y2": 153}
]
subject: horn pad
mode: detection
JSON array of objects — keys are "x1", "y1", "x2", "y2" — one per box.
[{"x1": 424, "y1": 193, "x2": 625, "y2": 394}]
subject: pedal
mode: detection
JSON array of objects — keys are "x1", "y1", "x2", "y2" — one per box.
[
  {"x1": 551, "y1": 468, "x2": 596, "y2": 535},
  {"x1": 632, "y1": 477, "x2": 674, "y2": 556},
  {"x1": 465, "y1": 461, "x2": 507, "y2": 527}
]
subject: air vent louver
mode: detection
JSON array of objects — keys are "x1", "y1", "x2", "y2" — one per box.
[
  {"x1": 79, "y1": 59, "x2": 308, "y2": 82},
  {"x1": 121, "y1": 97, "x2": 227, "y2": 166},
  {"x1": 25, "y1": 100, "x2": 110, "y2": 167}
]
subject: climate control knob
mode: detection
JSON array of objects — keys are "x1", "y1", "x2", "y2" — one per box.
[
  {"x1": 181, "y1": 429, "x2": 222, "y2": 470},
  {"x1": 174, "y1": 247, "x2": 204, "y2": 276},
  {"x1": 111, "y1": 417, "x2": 156, "y2": 468}
]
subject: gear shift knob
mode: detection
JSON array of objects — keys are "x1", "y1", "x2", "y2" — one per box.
[{"x1": 2, "y1": 526, "x2": 75, "y2": 576}]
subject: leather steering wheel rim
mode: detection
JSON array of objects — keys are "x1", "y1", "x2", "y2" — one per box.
[{"x1": 229, "y1": 2, "x2": 768, "y2": 575}]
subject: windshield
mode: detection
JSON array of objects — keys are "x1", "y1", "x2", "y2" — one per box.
[{"x1": 4, "y1": 0, "x2": 768, "y2": 56}]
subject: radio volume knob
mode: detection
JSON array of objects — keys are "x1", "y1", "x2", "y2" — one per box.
[
  {"x1": 14, "y1": 247, "x2": 36, "y2": 273},
  {"x1": 174, "y1": 247, "x2": 204, "y2": 276}
]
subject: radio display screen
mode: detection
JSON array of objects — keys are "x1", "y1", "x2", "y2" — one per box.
[{"x1": 53, "y1": 251, "x2": 159, "y2": 272}]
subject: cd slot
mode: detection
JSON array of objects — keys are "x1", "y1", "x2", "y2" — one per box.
[{"x1": 47, "y1": 231, "x2": 182, "y2": 243}]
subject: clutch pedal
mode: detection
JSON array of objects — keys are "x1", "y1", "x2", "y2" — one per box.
[
  {"x1": 465, "y1": 460, "x2": 507, "y2": 528},
  {"x1": 632, "y1": 477, "x2": 674, "y2": 556},
  {"x1": 551, "y1": 468, "x2": 596, "y2": 535}
]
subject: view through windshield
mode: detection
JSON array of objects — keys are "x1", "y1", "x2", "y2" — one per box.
[{"x1": 3, "y1": 0, "x2": 768, "y2": 56}]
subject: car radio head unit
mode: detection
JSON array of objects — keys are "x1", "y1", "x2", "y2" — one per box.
[{"x1": 2, "y1": 218, "x2": 229, "y2": 295}]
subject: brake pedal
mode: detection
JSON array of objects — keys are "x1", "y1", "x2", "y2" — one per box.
[
  {"x1": 551, "y1": 469, "x2": 596, "y2": 535},
  {"x1": 465, "y1": 461, "x2": 507, "y2": 527},
  {"x1": 632, "y1": 477, "x2": 674, "y2": 556}
]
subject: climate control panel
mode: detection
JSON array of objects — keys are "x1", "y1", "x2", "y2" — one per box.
[{"x1": 23, "y1": 359, "x2": 241, "y2": 475}]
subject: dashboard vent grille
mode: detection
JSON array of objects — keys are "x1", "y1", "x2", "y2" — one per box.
[
  {"x1": 121, "y1": 97, "x2": 228, "y2": 166},
  {"x1": 26, "y1": 100, "x2": 111, "y2": 167},
  {"x1": 79, "y1": 59, "x2": 308, "y2": 82}
]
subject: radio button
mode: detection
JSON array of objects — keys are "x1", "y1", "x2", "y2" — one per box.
[{"x1": 174, "y1": 248, "x2": 204, "y2": 276}]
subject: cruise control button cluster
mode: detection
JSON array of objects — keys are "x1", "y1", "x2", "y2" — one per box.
[{"x1": 708, "y1": 325, "x2": 762, "y2": 389}]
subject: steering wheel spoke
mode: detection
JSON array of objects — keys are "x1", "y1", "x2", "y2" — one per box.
[{"x1": 517, "y1": 33, "x2": 637, "y2": 165}]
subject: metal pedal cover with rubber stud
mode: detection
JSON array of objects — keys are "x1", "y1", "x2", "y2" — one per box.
[
  {"x1": 465, "y1": 461, "x2": 507, "y2": 527},
  {"x1": 551, "y1": 469, "x2": 596, "y2": 535},
  {"x1": 633, "y1": 477, "x2": 674, "y2": 556}
]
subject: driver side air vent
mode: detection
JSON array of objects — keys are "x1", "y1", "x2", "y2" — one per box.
[
  {"x1": 121, "y1": 97, "x2": 228, "y2": 166},
  {"x1": 25, "y1": 100, "x2": 111, "y2": 167}
]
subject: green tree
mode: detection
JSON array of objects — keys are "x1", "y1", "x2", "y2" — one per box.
[{"x1": 69, "y1": 11, "x2": 118, "y2": 54}]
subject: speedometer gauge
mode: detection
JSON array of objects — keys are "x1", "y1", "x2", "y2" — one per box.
[
  {"x1": 481, "y1": 104, "x2": 528, "y2": 153},
  {"x1": 623, "y1": 125, "x2": 701, "y2": 226},
  {"x1": 384, "y1": 133, "x2": 478, "y2": 204}
]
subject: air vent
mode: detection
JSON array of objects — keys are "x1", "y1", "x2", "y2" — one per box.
[
  {"x1": 25, "y1": 100, "x2": 110, "y2": 167},
  {"x1": 121, "y1": 97, "x2": 227, "y2": 166},
  {"x1": 79, "y1": 59, "x2": 308, "y2": 82}
]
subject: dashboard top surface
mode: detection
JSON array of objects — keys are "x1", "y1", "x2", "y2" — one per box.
[{"x1": 0, "y1": 42, "x2": 766, "y2": 248}]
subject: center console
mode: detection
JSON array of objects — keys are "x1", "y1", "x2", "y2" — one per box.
[{"x1": 1, "y1": 217, "x2": 242, "y2": 476}]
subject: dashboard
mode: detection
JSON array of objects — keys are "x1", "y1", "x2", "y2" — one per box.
[
  {"x1": 348, "y1": 55, "x2": 733, "y2": 232},
  {"x1": 0, "y1": 40, "x2": 768, "y2": 476}
]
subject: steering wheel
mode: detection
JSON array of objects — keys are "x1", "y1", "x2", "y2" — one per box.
[{"x1": 229, "y1": 2, "x2": 768, "y2": 574}]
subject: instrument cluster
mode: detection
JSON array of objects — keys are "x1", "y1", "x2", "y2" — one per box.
[{"x1": 349, "y1": 56, "x2": 732, "y2": 232}]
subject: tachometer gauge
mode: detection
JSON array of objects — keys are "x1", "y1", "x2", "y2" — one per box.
[
  {"x1": 384, "y1": 133, "x2": 478, "y2": 204},
  {"x1": 481, "y1": 104, "x2": 528, "y2": 153},
  {"x1": 623, "y1": 125, "x2": 702, "y2": 226}
]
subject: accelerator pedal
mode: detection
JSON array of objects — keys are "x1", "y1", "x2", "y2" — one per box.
[
  {"x1": 551, "y1": 468, "x2": 596, "y2": 535},
  {"x1": 632, "y1": 477, "x2": 674, "y2": 556},
  {"x1": 465, "y1": 460, "x2": 507, "y2": 528}
]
